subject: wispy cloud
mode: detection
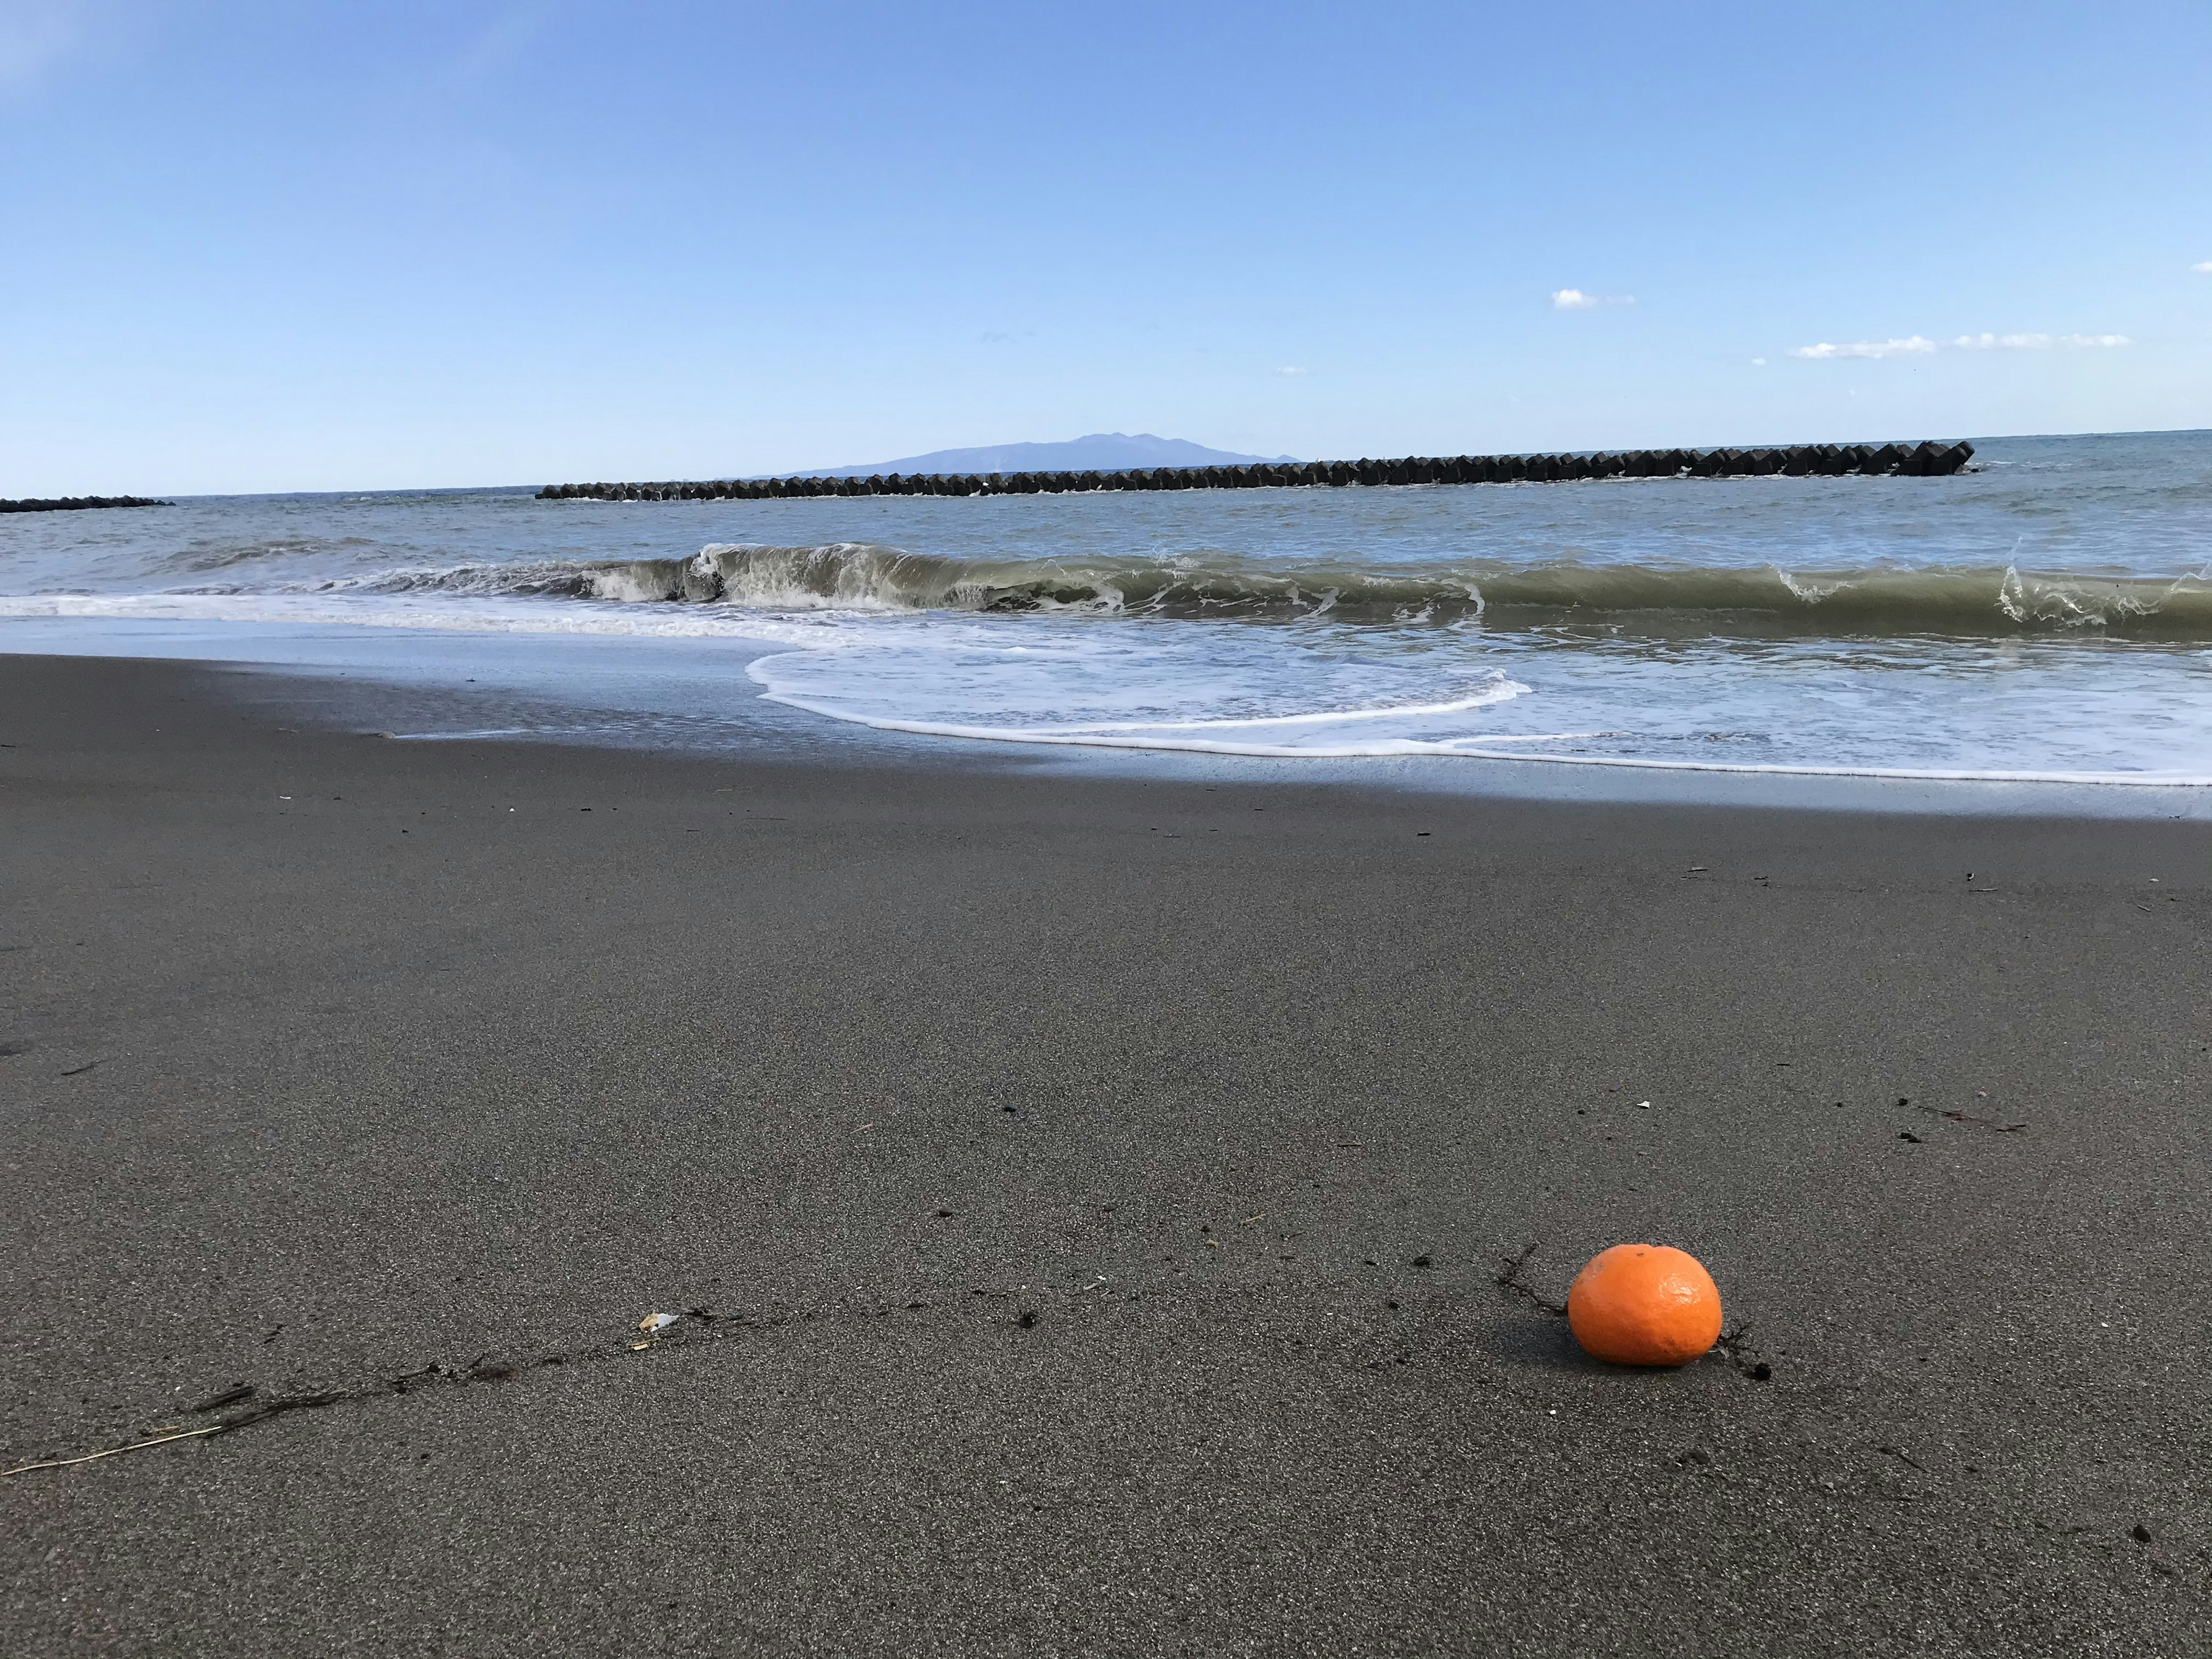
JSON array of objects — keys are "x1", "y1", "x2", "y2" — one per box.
[
  {"x1": 1276, "y1": 365, "x2": 1309, "y2": 377},
  {"x1": 0, "y1": 0, "x2": 88, "y2": 92},
  {"x1": 1953, "y1": 332, "x2": 2130, "y2": 350},
  {"x1": 2193, "y1": 261, "x2": 2212, "y2": 275},
  {"x1": 1789, "y1": 336, "x2": 1938, "y2": 361},
  {"x1": 1790, "y1": 331, "x2": 2129, "y2": 361},
  {"x1": 1551, "y1": 289, "x2": 1635, "y2": 310}
]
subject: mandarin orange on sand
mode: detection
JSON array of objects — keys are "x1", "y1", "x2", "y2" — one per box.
[{"x1": 1566, "y1": 1243, "x2": 1723, "y2": 1366}]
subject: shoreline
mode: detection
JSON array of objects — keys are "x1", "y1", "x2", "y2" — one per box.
[
  {"x1": 5, "y1": 623, "x2": 2209, "y2": 821},
  {"x1": 3, "y1": 652, "x2": 2207, "y2": 1654},
  {"x1": 9, "y1": 428, "x2": 2210, "y2": 799}
]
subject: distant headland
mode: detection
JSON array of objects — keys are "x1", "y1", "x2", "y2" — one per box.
[
  {"x1": 787, "y1": 433, "x2": 1300, "y2": 479},
  {"x1": 1, "y1": 495, "x2": 172, "y2": 514}
]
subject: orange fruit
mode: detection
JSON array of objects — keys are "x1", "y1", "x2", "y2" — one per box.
[{"x1": 1566, "y1": 1243, "x2": 1723, "y2": 1366}]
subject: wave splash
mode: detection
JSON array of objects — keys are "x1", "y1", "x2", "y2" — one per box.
[{"x1": 283, "y1": 543, "x2": 2212, "y2": 636}]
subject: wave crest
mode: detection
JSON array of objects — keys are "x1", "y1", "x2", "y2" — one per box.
[{"x1": 260, "y1": 544, "x2": 2212, "y2": 637}]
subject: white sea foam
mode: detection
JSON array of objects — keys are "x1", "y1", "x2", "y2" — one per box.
[
  {"x1": 1774, "y1": 568, "x2": 1851, "y2": 604},
  {"x1": 752, "y1": 688, "x2": 2212, "y2": 783},
  {"x1": 950, "y1": 682, "x2": 1535, "y2": 736},
  {"x1": 0, "y1": 590, "x2": 843, "y2": 646}
]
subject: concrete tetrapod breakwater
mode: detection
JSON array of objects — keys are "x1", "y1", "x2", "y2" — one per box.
[
  {"x1": 0, "y1": 495, "x2": 172, "y2": 514},
  {"x1": 538, "y1": 440, "x2": 1973, "y2": 502}
]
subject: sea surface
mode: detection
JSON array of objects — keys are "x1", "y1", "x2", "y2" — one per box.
[{"x1": 5, "y1": 430, "x2": 2210, "y2": 785}]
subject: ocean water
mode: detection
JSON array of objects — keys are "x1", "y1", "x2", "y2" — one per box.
[{"x1": 4, "y1": 430, "x2": 2210, "y2": 785}]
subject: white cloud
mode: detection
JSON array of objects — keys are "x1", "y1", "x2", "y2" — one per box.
[
  {"x1": 1953, "y1": 332, "x2": 2130, "y2": 350},
  {"x1": 1276, "y1": 365, "x2": 1309, "y2": 377},
  {"x1": 1551, "y1": 289, "x2": 1635, "y2": 310},
  {"x1": 1750, "y1": 357, "x2": 1767, "y2": 366},
  {"x1": 1789, "y1": 330, "x2": 2131, "y2": 361},
  {"x1": 1789, "y1": 336, "x2": 1938, "y2": 361},
  {"x1": 2192, "y1": 262, "x2": 2212, "y2": 274}
]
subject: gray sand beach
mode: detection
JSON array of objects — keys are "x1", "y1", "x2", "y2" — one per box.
[{"x1": 2, "y1": 653, "x2": 2206, "y2": 1654}]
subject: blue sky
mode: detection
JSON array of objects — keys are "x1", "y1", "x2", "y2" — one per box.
[{"x1": 3, "y1": 1, "x2": 2209, "y2": 494}]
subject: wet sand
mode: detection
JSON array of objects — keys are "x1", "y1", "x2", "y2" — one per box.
[{"x1": 2, "y1": 652, "x2": 2206, "y2": 1655}]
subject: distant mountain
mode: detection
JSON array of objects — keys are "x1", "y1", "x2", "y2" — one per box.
[{"x1": 786, "y1": 433, "x2": 1299, "y2": 479}]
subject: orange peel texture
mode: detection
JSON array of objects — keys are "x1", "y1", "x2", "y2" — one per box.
[{"x1": 1566, "y1": 1243, "x2": 1724, "y2": 1366}]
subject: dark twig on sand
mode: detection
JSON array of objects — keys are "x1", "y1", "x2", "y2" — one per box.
[
  {"x1": 214, "y1": 1391, "x2": 347, "y2": 1431},
  {"x1": 1916, "y1": 1103, "x2": 2027, "y2": 1132},
  {"x1": 1493, "y1": 1243, "x2": 1567, "y2": 1316},
  {"x1": 5, "y1": 1293, "x2": 1060, "y2": 1476}
]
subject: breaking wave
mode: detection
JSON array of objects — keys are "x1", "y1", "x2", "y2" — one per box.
[{"x1": 259, "y1": 543, "x2": 2212, "y2": 637}]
